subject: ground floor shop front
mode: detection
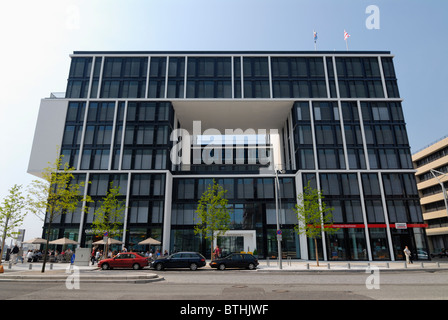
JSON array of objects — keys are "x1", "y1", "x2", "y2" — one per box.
[
  {"x1": 47, "y1": 223, "x2": 429, "y2": 262},
  {"x1": 167, "y1": 224, "x2": 429, "y2": 261}
]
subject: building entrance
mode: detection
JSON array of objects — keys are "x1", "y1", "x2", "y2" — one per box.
[
  {"x1": 391, "y1": 230, "x2": 413, "y2": 261},
  {"x1": 214, "y1": 230, "x2": 257, "y2": 257},
  {"x1": 217, "y1": 236, "x2": 244, "y2": 257}
]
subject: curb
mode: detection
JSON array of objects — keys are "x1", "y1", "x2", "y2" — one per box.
[{"x1": 0, "y1": 269, "x2": 164, "y2": 283}]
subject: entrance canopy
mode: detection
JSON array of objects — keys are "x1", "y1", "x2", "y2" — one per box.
[{"x1": 172, "y1": 100, "x2": 293, "y2": 132}]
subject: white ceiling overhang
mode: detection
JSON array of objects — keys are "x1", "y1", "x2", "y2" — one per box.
[{"x1": 172, "y1": 100, "x2": 294, "y2": 133}]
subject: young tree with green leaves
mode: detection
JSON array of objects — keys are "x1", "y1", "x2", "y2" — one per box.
[
  {"x1": 0, "y1": 184, "x2": 27, "y2": 265},
  {"x1": 27, "y1": 154, "x2": 90, "y2": 273},
  {"x1": 194, "y1": 179, "x2": 231, "y2": 261},
  {"x1": 91, "y1": 183, "x2": 126, "y2": 259},
  {"x1": 294, "y1": 181, "x2": 338, "y2": 266}
]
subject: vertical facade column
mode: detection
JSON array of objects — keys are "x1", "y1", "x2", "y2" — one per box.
[
  {"x1": 121, "y1": 172, "x2": 132, "y2": 248},
  {"x1": 378, "y1": 171, "x2": 395, "y2": 261},
  {"x1": 163, "y1": 171, "x2": 173, "y2": 253}
]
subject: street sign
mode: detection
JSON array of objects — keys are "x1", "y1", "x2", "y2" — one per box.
[
  {"x1": 277, "y1": 234, "x2": 282, "y2": 241},
  {"x1": 277, "y1": 230, "x2": 282, "y2": 235}
]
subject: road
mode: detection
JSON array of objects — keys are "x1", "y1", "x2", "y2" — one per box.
[{"x1": 1, "y1": 268, "x2": 447, "y2": 301}]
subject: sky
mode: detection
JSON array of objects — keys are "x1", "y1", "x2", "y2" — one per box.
[{"x1": 0, "y1": 0, "x2": 447, "y2": 242}]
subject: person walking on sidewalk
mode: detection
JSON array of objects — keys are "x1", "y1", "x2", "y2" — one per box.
[{"x1": 404, "y1": 246, "x2": 413, "y2": 264}]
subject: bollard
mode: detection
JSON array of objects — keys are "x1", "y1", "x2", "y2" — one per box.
[
  {"x1": 327, "y1": 263, "x2": 330, "y2": 269},
  {"x1": 404, "y1": 262, "x2": 407, "y2": 268},
  {"x1": 29, "y1": 264, "x2": 32, "y2": 270},
  {"x1": 421, "y1": 262, "x2": 424, "y2": 268},
  {"x1": 347, "y1": 263, "x2": 350, "y2": 269},
  {"x1": 50, "y1": 263, "x2": 53, "y2": 270},
  {"x1": 306, "y1": 263, "x2": 309, "y2": 270},
  {"x1": 8, "y1": 262, "x2": 12, "y2": 269},
  {"x1": 437, "y1": 262, "x2": 440, "y2": 268},
  {"x1": 386, "y1": 262, "x2": 389, "y2": 269},
  {"x1": 267, "y1": 257, "x2": 270, "y2": 267}
]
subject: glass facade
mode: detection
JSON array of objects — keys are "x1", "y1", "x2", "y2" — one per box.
[{"x1": 42, "y1": 51, "x2": 428, "y2": 261}]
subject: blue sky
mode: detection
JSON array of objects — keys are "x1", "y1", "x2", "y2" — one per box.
[{"x1": 0, "y1": 0, "x2": 447, "y2": 239}]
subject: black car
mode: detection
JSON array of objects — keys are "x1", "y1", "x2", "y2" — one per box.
[
  {"x1": 210, "y1": 253, "x2": 259, "y2": 270},
  {"x1": 150, "y1": 252, "x2": 206, "y2": 271}
]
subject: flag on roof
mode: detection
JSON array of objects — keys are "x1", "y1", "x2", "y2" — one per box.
[
  {"x1": 313, "y1": 31, "x2": 318, "y2": 42},
  {"x1": 344, "y1": 30, "x2": 350, "y2": 41}
]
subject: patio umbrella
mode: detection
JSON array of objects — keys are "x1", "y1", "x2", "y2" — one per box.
[
  {"x1": 92, "y1": 238, "x2": 123, "y2": 245},
  {"x1": 138, "y1": 237, "x2": 161, "y2": 245},
  {"x1": 49, "y1": 237, "x2": 79, "y2": 245},
  {"x1": 22, "y1": 237, "x2": 48, "y2": 244}
]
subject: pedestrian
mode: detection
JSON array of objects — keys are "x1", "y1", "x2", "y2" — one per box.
[
  {"x1": 404, "y1": 246, "x2": 413, "y2": 264},
  {"x1": 91, "y1": 248, "x2": 96, "y2": 265},
  {"x1": 26, "y1": 250, "x2": 33, "y2": 262},
  {"x1": 214, "y1": 245, "x2": 221, "y2": 259}
]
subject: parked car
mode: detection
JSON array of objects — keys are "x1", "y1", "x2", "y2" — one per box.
[
  {"x1": 98, "y1": 252, "x2": 149, "y2": 270},
  {"x1": 417, "y1": 250, "x2": 429, "y2": 260},
  {"x1": 150, "y1": 252, "x2": 206, "y2": 271},
  {"x1": 210, "y1": 253, "x2": 259, "y2": 270},
  {"x1": 430, "y1": 249, "x2": 448, "y2": 258}
]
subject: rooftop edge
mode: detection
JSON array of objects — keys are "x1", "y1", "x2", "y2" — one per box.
[{"x1": 72, "y1": 50, "x2": 392, "y2": 55}]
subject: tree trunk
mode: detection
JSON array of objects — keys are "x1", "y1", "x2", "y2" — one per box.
[
  {"x1": 41, "y1": 215, "x2": 52, "y2": 273},
  {"x1": 0, "y1": 215, "x2": 10, "y2": 265},
  {"x1": 211, "y1": 233, "x2": 214, "y2": 261},
  {"x1": 314, "y1": 237, "x2": 319, "y2": 267}
]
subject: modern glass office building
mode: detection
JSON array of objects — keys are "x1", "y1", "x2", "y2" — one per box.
[{"x1": 28, "y1": 51, "x2": 428, "y2": 261}]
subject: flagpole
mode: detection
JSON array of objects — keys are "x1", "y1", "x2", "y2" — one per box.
[{"x1": 344, "y1": 30, "x2": 350, "y2": 51}]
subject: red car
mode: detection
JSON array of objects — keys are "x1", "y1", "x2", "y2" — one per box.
[{"x1": 98, "y1": 252, "x2": 149, "y2": 270}]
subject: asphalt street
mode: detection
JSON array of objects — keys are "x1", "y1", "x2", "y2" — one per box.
[
  {"x1": 1, "y1": 261, "x2": 448, "y2": 301},
  {"x1": 1, "y1": 261, "x2": 446, "y2": 318}
]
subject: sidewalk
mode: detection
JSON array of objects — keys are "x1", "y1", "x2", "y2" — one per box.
[
  {"x1": 2, "y1": 258, "x2": 448, "y2": 275},
  {"x1": 256, "y1": 259, "x2": 448, "y2": 272}
]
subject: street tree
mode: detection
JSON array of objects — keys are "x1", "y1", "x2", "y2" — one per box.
[
  {"x1": 90, "y1": 183, "x2": 126, "y2": 259},
  {"x1": 0, "y1": 184, "x2": 27, "y2": 265},
  {"x1": 294, "y1": 181, "x2": 338, "y2": 266},
  {"x1": 194, "y1": 179, "x2": 231, "y2": 260},
  {"x1": 27, "y1": 154, "x2": 90, "y2": 273}
]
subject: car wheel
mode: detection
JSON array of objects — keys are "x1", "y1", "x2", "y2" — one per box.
[
  {"x1": 247, "y1": 263, "x2": 256, "y2": 270},
  {"x1": 133, "y1": 263, "x2": 141, "y2": 270},
  {"x1": 190, "y1": 263, "x2": 198, "y2": 271},
  {"x1": 101, "y1": 263, "x2": 109, "y2": 270},
  {"x1": 155, "y1": 263, "x2": 163, "y2": 271},
  {"x1": 218, "y1": 264, "x2": 226, "y2": 271}
]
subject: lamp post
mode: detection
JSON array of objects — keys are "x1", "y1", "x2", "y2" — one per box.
[
  {"x1": 430, "y1": 169, "x2": 448, "y2": 216},
  {"x1": 274, "y1": 168, "x2": 286, "y2": 269}
]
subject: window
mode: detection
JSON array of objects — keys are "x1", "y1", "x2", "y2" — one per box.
[
  {"x1": 362, "y1": 173, "x2": 381, "y2": 196},
  {"x1": 243, "y1": 57, "x2": 270, "y2": 98},
  {"x1": 101, "y1": 57, "x2": 148, "y2": 98},
  {"x1": 186, "y1": 57, "x2": 232, "y2": 98},
  {"x1": 237, "y1": 178, "x2": 254, "y2": 199}
]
